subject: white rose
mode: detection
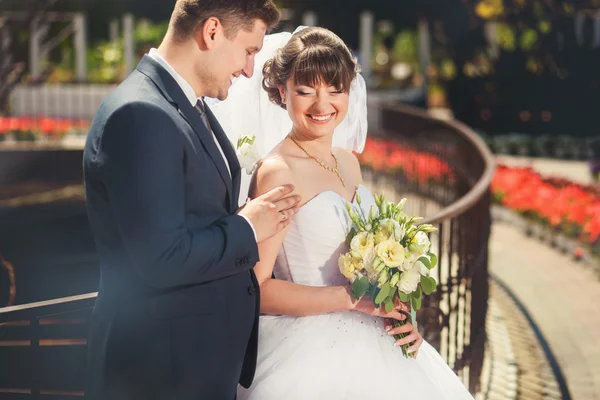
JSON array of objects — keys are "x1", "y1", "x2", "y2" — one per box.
[
  {"x1": 410, "y1": 231, "x2": 431, "y2": 255},
  {"x1": 397, "y1": 269, "x2": 421, "y2": 294},
  {"x1": 237, "y1": 142, "x2": 261, "y2": 175},
  {"x1": 400, "y1": 250, "x2": 419, "y2": 271}
]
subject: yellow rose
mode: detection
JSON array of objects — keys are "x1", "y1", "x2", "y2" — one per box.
[
  {"x1": 338, "y1": 253, "x2": 363, "y2": 279},
  {"x1": 350, "y1": 232, "x2": 375, "y2": 258},
  {"x1": 338, "y1": 253, "x2": 354, "y2": 279},
  {"x1": 376, "y1": 239, "x2": 405, "y2": 268}
]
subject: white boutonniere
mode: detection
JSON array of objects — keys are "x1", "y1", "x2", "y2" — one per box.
[{"x1": 236, "y1": 135, "x2": 261, "y2": 175}]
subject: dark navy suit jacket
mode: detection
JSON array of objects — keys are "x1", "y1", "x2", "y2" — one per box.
[{"x1": 83, "y1": 55, "x2": 260, "y2": 399}]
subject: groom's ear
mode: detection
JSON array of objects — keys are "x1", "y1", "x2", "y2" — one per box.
[{"x1": 198, "y1": 17, "x2": 221, "y2": 50}]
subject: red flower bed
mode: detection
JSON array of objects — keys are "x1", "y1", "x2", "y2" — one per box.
[
  {"x1": 0, "y1": 116, "x2": 90, "y2": 137},
  {"x1": 358, "y1": 138, "x2": 455, "y2": 185},
  {"x1": 492, "y1": 165, "x2": 600, "y2": 252}
]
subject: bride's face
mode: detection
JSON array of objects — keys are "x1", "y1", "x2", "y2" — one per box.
[{"x1": 280, "y1": 79, "x2": 349, "y2": 139}]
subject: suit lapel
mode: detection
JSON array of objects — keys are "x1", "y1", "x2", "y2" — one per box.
[
  {"x1": 136, "y1": 56, "x2": 235, "y2": 210},
  {"x1": 205, "y1": 105, "x2": 242, "y2": 211},
  {"x1": 178, "y1": 101, "x2": 234, "y2": 209}
]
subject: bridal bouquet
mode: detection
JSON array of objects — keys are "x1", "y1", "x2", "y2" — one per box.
[{"x1": 339, "y1": 193, "x2": 438, "y2": 358}]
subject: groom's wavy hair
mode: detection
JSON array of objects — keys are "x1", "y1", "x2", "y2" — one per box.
[
  {"x1": 170, "y1": 0, "x2": 280, "y2": 42},
  {"x1": 262, "y1": 27, "x2": 360, "y2": 110}
]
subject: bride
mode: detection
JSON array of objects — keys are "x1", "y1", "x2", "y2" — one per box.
[{"x1": 210, "y1": 27, "x2": 474, "y2": 400}]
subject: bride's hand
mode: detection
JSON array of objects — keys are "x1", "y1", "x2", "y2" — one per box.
[
  {"x1": 385, "y1": 319, "x2": 424, "y2": 357},
  {"x1": 350, "y1": 295, "x2": 409, "y2": 322}
]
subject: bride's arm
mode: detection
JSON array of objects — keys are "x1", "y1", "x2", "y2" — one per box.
[
  {"x1": 251, "y1": 157, "x2": 408, "y2": 321},
  {"x1": 250, "y1": 158, "x2": 355, "y2": 316}
]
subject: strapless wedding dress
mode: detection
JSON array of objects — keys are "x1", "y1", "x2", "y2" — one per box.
[{"x1": 238, "y1": 185, "x2": 474, "y2": 399}]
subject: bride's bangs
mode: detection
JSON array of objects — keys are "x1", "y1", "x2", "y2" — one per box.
[{"x1": 292, "y1": 46, "x2": 352, "y2": 92}]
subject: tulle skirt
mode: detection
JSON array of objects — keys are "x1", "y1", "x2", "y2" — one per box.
[{"x1": 238, "y1": 311, "x2": 474, "y2": 400}]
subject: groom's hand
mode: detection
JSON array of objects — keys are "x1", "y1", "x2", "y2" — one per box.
[{"x1": 238, "y1": 184, "x2": 300, "y2": 242}]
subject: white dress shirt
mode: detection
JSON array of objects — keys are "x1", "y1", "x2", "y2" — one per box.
[{"x1": 147, "y1": 49, "x2": 257, "y2": 240}]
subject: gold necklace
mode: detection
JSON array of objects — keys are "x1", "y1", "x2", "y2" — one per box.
[{"x1": 289, "y1": 136, "x2": 346, "y2": 187}]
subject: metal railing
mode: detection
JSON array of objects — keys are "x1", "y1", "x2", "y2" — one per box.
[
  {"x1": 366, "y1": 103, "x2": 495, "y2": 392},
  {"x1": 0, "y1": 293, "x2": 96, "y2": 398},
  {"x1": 0, "y1": 104, "x2": 495, "y2": 397}
]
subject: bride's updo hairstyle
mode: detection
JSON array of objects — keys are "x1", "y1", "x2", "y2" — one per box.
[{"x1": 262, "y1": 27, "x2": 360, "y2": 110}]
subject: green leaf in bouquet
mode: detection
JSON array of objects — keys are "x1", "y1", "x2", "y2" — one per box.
[
  {"x1": 418, "y1": 256, "x2": 432, "y2": 270},
  {"x1": 385, "y1": 286, "x2": 396, "y2": 304},
  {"x1": 345, "y1": 228, "x2": 356, "y2": 246},
  {"x1": 374, "y1": 257, "x2": 386, "y2": 272},
  {"x1": 411, "y1": 293, "x2": 422, "y2": 311},
  {"x1": 389, "y1": 272, "x2": 400, "y2": 287},
  {"x1": 429, "y1": 253, "x2": 438, "y2": 268},
  {"x1": 366, "y1": 285, "x2": 376, "y2": 302},
  {"x1": 411, "y1": 285, "x2": 422, "y2": 300},
  {"x1": 429, "y1": 277, "x2": 438, "y2": 293},
  {"x1": 384, "y1": 298, "x2": 395, "y2": 313},
  {"x1": 352, "y1": 276, "x2": 370, "y2": 300},
  {"x1": 420, "y1": 275, "x2": 436, "y2": 295},
  {"x1": 398, "y1": 291, "x2": 409, "y2": 303},
  {"x1": 371, "y1": 286, "x2": 379, "y2": 302},
  {"x1": 375, "y1": 282, "x2": 391, "y2": 305}
]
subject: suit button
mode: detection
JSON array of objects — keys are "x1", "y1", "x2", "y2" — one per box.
[
  {"x1": 247, "y1": 286, "x2": 255, "y2": 295},
  {"x1": 244, "y1": 256, "x2": 250, "y2": 263},
  {"x1": 236, "y1": 259, "x2": 241, "y2": 266}
]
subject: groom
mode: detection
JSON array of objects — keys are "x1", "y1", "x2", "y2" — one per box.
[{"x1": 83, "y1": 1, "x2": 297, "y2": 399}]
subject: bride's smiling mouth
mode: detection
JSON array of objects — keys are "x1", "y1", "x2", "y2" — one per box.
[{"x1": 306, "y1": 112, "x2": 336, "y2": 123}]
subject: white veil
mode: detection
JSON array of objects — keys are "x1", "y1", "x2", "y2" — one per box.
[{"x1": 205, "y1": 26, "x2": 368, "y2": 204}]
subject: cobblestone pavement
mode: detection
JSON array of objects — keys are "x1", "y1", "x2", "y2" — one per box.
[
  {"x1": 488, "y1": 220, "x2": 600, "y2": 400},
  {"x1": 480, "y1": 280, "x2": 566, "y2": 400}
]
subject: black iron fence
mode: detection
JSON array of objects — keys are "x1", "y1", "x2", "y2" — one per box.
[
  {"x1": 0, "y1": 104, "x2": 494, "y2": 398},
  {"x1": 365, "y1": 103, "x2": 495, "y2": 392}
]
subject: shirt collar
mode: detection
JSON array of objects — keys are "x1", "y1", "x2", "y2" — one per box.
[{"x1": 148, "y1": 48, "x2": 199, "y2": 107}]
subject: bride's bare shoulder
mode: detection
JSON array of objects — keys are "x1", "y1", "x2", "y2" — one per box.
[{"x1": 252, "y1": 152, "x2": 295, "y2": 197}]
